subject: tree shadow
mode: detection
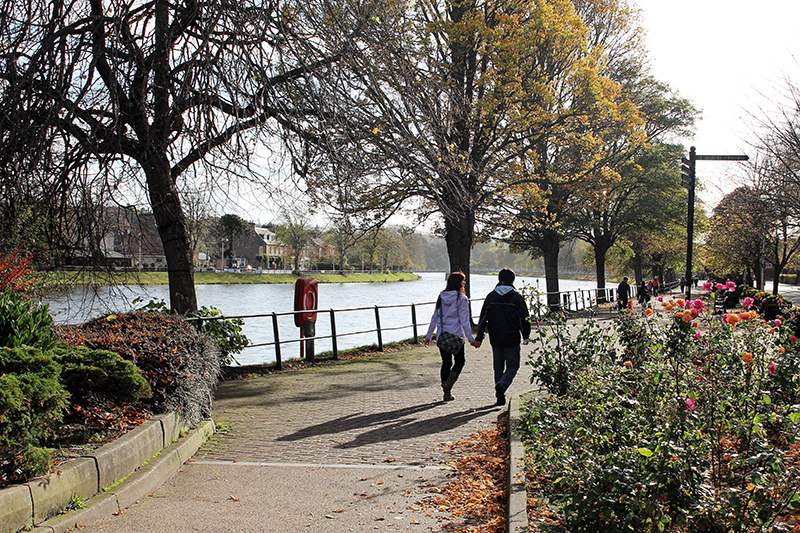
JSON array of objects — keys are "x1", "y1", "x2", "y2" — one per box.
[
  {"x1": 276, "y1": 401, "x2": 500, "y2": 447},
  {"x1": 215, "y1": 361, "x2": 432, "y2": 407}
]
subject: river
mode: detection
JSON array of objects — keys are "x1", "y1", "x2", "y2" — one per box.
[{"x1": 45, "y1": 272, "x2": 598, "y2": 365}]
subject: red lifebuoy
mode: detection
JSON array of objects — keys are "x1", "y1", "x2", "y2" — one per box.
[{"x1": 294, "y1": 278, "x2": 318, "y2": 327}]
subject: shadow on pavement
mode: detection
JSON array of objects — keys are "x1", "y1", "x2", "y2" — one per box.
[{"x1": 276, "y1": 402, "x2": 499, "y2": 447}]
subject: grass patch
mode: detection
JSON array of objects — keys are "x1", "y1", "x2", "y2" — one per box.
[{"x1": 49, "y1": 271, "x2": 420, "y2": 286}]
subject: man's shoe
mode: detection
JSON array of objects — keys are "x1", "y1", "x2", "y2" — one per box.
[{"x1": 495, "y1": 383, "x2": 506, "y2": 406}]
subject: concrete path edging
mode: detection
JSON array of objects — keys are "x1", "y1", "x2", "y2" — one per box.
[
  {"x1": 0, "y1": 414, "x2": 213, "y2": 533},
  {"x1": 507, "y1": 396, "x2": 528, "y2": 532}
]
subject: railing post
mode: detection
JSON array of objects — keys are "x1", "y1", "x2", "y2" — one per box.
[
  {"x1": 411, "y1": 303, "x2": 419, "y2": 343},
  {"x1": 330, "y1": 309, "x2": 338, "y2": 360},
  {"x1": 271, "y1": 312, "x2": 282, "y2": 371},
  {"x1": 374, "y1": 306, "x2": 384, "y2": 351}
]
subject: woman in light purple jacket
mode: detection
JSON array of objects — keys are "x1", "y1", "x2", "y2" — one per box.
[{"x1": 424, "y1": 271, "x2": 478, "y2": 401}]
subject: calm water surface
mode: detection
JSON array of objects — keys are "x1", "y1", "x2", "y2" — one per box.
[{"x1": 46, "y1": 272, "x2": 597, "y2": 365}]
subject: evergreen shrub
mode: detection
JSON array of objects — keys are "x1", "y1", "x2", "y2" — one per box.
[
  {"x1": 0, "y1": 346, "x2": 70, "y2": 483},
  {"x1": 51, "y1": 343, "x2": 151, "y2": 403},
  {"x1": 0, "y1": 289, "x2": 56, "y2": 349}
]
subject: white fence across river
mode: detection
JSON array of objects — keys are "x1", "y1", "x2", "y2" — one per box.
[{"x1": 46, "y1": 272, "x2": 600, "y2": 365}]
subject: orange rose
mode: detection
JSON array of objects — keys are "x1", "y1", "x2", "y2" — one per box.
[
  {"x1": 645, "y1": 308, "x2": 654, "y2": 316},
  {"x1": 742, "y1": 352, "x2": 754, "y2": 364}
]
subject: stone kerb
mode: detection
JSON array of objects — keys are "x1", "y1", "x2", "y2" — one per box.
[
  {"x1": 0, "y1": 413, "x2": 193, "y2": 533},
  {"x1": 28, "y1": 457, "x2": 98, "y2": 524},
  {"x1": 90, "y1": 419, "x2": 164, "y2": 491}
]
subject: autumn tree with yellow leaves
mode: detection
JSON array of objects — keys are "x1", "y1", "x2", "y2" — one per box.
[
  {"x1": 495, "y1": 1, "x2": 697, "y2": 307},
  {"x1": 293, "y1": 0, "x2": 637, "y2": 296}
]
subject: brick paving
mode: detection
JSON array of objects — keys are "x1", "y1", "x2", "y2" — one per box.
[{"x1": 196, "y1": 343, "x2": 512, "y2": 467}]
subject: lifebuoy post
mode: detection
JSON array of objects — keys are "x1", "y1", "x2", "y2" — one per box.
[{"x1": 294, "y1": 278, "x2": 318, "y2": 360}]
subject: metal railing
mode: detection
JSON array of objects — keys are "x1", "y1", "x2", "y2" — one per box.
[{"x1": 192, "y1": 287, "x2": 618, "y2": 369}]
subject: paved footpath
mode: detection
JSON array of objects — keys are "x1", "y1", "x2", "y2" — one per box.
[{"x1": 75, "y1": 343, "x2": 523, "y2": 533}]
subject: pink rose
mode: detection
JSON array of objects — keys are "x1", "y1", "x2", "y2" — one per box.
[
  {"x1": 702, "y1": 282, "x2": 713, "y2": 291},
  {"x1": 791, "y1": 336, "x2": 798, "y2": 342},
  {"x1": 768, "y1": 363, "x2": 777, "y2": 374},
  {"x1": 775, "y1": 319, "x2": 782, "y2": 327},
  {"x1": 726, "y1": 281, "x2": 737, "y2": 291},
  {"x1": 743, "y1": 297, "x2": 754, "y2": 309},
  {"x1": 685, "y1": 398, "x2": 696, "y2": 411},
  {"x1": 690, "y1": 299, "x2": 706, "y2": 310},
  {"x1": 715, "y1": 283, "x2": 726, "y2": 291}
]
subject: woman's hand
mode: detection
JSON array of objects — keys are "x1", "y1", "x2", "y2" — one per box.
[{"x1": 424, "y1": 338, "x2": 431, "y2": 347}]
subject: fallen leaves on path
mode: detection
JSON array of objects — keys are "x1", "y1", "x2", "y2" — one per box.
[{"x1": 419, "y1": 412, "x2": 508, "y2": 533}]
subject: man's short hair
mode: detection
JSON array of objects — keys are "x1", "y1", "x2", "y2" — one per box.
[{"x1": 498, "y1": 268, "x2": 516, "y2": 284}]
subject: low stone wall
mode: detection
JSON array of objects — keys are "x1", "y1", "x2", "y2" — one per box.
[{"x1": 1, "y1": 413, "x2": 214, "y2": 533}]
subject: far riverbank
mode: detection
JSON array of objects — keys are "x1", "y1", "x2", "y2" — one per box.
[{"x1": 50, "y1": 271, "x2": 420, "y2": 286}]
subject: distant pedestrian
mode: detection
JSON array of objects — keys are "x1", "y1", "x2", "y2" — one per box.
[
  {"x1": 474, "y1": 269, "x2": 531, "y2": 407},
  {"x1": 652, "y1": 277, "x2": 659, "y2": 295},
  {"x1": 638, "y1": 280, "x2": 650, "y2": 309},
  {"x1": 680, "y1": 276, "x2": 686, "y2": 294},
  {"x1": 424, "y1": 271, "x2": 478, "y2": 402},
  {"x1": 617, "y1": 277, "x2": 631, "y2": 311}
]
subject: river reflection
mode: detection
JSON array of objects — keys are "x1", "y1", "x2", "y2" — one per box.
[{"x1": 45, "y1": 272, "x2": 597, "y2": 365}]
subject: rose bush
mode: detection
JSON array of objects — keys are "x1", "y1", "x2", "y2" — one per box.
[{"x1": 520, "y1": 296, "x2": 800, "y2": 532}]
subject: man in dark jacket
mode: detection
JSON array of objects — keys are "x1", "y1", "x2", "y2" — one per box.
[
  {"x1": 474, "y1": 268, "x2": 531, "y2": 406},
  {"x1": 617, "y1": 276, "x2": 631, "y2": 311}
]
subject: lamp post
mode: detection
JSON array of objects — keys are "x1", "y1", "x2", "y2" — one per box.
[{"x1": 681, "y1": 146, "x2": 749, "y2": 300}]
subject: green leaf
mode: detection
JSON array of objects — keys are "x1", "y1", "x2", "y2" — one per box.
[
  {"x1": 637, "y1": 447, "x2": 654, "y2": 457},
  {"x1": 789, "y1": 412, "x2": 800, "y2": 424},
  {"x1": 762, "y1": 394, "x2": 771, "y2": 405}
]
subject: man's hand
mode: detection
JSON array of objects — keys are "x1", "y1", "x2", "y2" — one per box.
[{"x1": 424, "y1": 338, "x2": 431, "y2": 347}]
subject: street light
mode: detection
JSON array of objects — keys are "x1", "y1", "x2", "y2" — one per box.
[{"x1": 682, "y1": 146, "x2": 749, "y2": 300}]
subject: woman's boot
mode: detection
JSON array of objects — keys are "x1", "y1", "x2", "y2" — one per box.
[{"x1": 442, "y1": 371, "x2": 460, "y2": 401}]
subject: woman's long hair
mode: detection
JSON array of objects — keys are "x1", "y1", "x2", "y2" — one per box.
[{"x1": 444, "y1": 271, "x2": 466, "y2": 295}]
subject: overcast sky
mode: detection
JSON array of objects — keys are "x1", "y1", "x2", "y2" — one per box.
[{"x1": 637, "y1": 0, "x2": 800, "y2": 207}]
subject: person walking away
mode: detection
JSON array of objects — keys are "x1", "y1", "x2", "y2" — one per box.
[
  {"x1": 474, "y1": 269, "x2": 531, "y2": 406},
  {"x1": 652, "y1": 276, "x2": 659, "y2": 295},
  {"x1": 424, "y1": 272, "x2": 478, "y2": 401},
  {"x1": 638, "y1": 280, "x2": 650, "y2": 310},
  {"x1": 679, "y1": 276, "x2": 686, "y2": 294},
  {"x1": 617, "y1": 276, "x2": 631, "y2": 311}
]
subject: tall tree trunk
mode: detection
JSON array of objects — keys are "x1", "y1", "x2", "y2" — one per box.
[
  {"x1": 594, "y1": 239, "x2": 608, "y2": 303},
  {"x1": 444, "y1": 213, "x2": 474, "y2": 296},
  {"x1": 541, "y1": 229, "x2": 561, "y2": 311},
  {"x1": 444, "y1": 212, "x2": 476, "y2": 329},
  {"x1": 631, "y1": 239, "x2": 644, "y2": 286},
  {"x1": 143, "y1": 155, "x2": 197, "y2": 315},
  {"x1": 772, "y1": 264, "x2": 782, "y2": 295}
]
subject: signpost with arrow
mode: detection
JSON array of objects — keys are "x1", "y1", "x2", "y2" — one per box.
[{"x1": 681, "y1": 146, "x2": 749, "y2": 300}]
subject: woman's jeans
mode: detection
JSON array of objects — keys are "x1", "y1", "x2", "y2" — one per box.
[
  {"x1": 439, "y1": 345, "x2": 465, "y2": 382},
  {"x1": 493, "y1": 344, "x2": 521, "y2": 388}
]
